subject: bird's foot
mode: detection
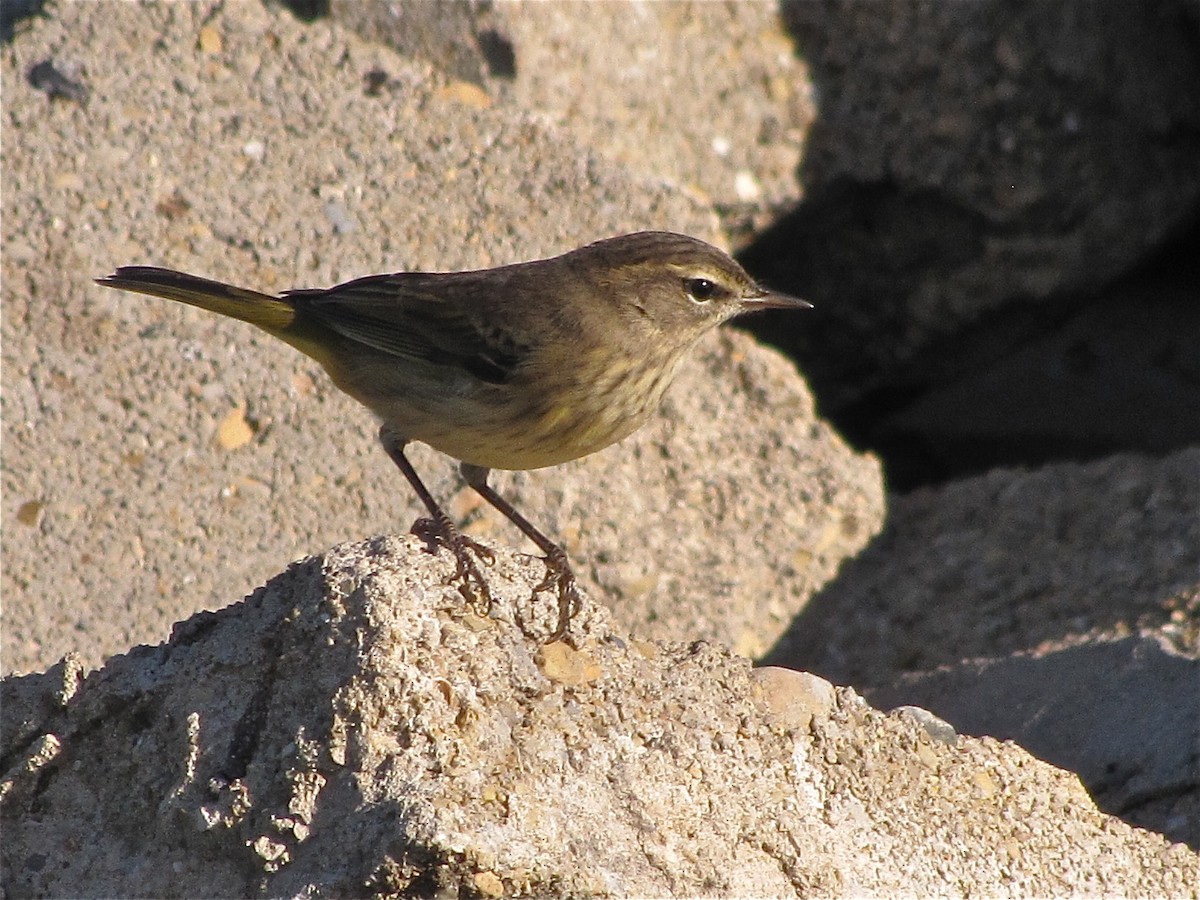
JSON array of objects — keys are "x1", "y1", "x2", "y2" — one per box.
[
  {"x1": 411, "y1": 515, "x2": 496, "y2": 616},
  {"x1": 531, "y1": 545, "x2": 582, "y2": 642}
]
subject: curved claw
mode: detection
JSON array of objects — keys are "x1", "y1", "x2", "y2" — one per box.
[
  {"x1": 532, "y1": 546, "x2": 582, "y2": 641},
  {"x1": 414, "y1": 513, "x2": 496, "y2": 616},
  {"x1": 383, "y1": 431, "x2": 503, "y2": 618}
]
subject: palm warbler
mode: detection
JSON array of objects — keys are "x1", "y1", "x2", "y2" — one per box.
[{"x1": 98, "y1": 231, "x2": 810, "y2": 637}]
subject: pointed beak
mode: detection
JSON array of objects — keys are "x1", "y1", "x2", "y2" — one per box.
[{"x1": 741, "y1": 286, "x2": 813, "y2": 311}]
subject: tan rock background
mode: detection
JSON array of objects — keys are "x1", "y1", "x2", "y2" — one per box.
[
  {"x1": 2, "y1": 1, "x2": 879, "y2": 674},
  {"x1": 3, "y1": 1, "x2": 1197, "y2": 895}
]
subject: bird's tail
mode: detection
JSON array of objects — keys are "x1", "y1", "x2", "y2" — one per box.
[{"x1": 96, "y1": 266, "x2": 297, "y2": 335}]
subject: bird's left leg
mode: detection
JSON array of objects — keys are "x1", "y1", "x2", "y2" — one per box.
[{"x1": 460, "y1": 463, "x2": 581, "y2": 641}]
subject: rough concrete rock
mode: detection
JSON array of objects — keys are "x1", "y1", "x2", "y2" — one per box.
[
  {"x1": 869, "y1": 635, "x2": 1200, "y2": 849},
  {"x1": 768, "y1": 448, "x2": 1200, "y2": 681},
  {"x1": 766, "y1": 448, "x2": 1200, "y2": 848},
  {"x1": 329, "y1": 0, "x2": 814, "y2": 227},
  {"x1": 3, "y1": 537, "x2": 1196, "y2": 897},
  {"x1": 326, "y1": 0, "x2": 503, "y2": 86},
  {"x1": 2, "y1": 0, "x2": 881, "y2": 673}
]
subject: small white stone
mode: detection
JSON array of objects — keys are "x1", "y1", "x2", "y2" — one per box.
[{"x1": 734, "y1": 170, "x2": 761, "y2": 202}]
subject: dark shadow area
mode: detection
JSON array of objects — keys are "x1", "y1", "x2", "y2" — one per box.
[
  {"x1": 1, "y1": 0, "x2": 46, "y2": 43},
  {"x1": 749, "y1": 0, "x2": 1200, "y2": 853},
  {"x1": 476, "y1": 27, "x2": 516, "y2": 79},
  {"x1": 740, "y1": 181, "x2": 1200, "y2": 493},
  {"x1": 278, "y1": 0, "x2": 329, "y2": 22},
  {"x1": 737, "y1": 0, "x2": 1200, "y2": 492}
]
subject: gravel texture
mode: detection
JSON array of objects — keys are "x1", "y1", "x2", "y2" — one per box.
[{"x1": 4, "y1": 536, "x2": 1196, "y2": 897}]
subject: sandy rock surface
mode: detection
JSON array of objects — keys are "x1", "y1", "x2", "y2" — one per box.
[
  {"x1": 332, "y1": 0, "x2": 814, "y2": 221},
  {"x1": 2, "y1": 0, "x2": 880, "y2": 674},
  {"x1": 4, "y1": 537, "x2": 1196, "y2": 898}
]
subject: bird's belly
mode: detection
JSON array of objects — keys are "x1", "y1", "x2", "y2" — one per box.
[
  {"x1": 387, "y1": 357, "x2": 680, "y2": 471},
  {"x1": 412, "y1": 394, "x2": 649, "y2": 471}
]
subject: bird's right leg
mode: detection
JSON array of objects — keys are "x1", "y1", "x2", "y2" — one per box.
[{"x1": 378, "y1": 426, "x2": 495, "y2": 613}]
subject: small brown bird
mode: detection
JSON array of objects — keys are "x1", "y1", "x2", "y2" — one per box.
[{"x1": 98, "y1": 231, "x2": 810, "y2": 638}]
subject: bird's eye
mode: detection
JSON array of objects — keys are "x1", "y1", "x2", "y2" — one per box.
[{"x1": 684, "y1": 277, "x2": 717, "y2": 302}]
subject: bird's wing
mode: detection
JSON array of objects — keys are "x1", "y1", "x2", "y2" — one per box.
[{"x1": 285, "y1": 272, "x2": 526, "y2": 384}]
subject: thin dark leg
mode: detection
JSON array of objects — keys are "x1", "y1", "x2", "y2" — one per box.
[
  {"x1": 460, "y1": 463, "x2": 581, "y2": 640},
  {"x1": 378, "y1": 427, "x2": 494, "y2": 611}
]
